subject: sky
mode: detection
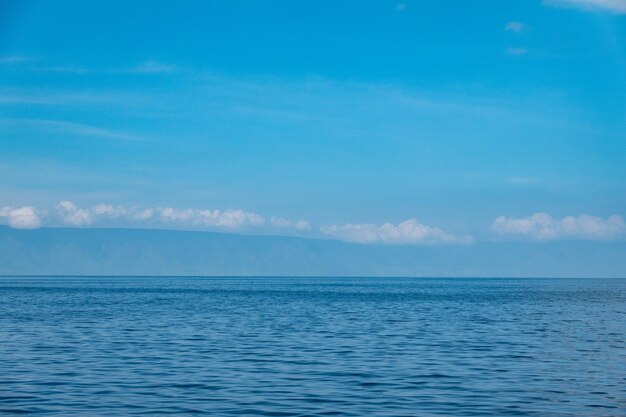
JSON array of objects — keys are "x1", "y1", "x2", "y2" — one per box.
[{"x1": 0, "y1": 0, "x2": 625, "y2": 246}]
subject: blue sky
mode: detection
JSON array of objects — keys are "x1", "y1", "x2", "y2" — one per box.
[{"x1": 0, "y1": 0, "x2": 624, "y2": 244}]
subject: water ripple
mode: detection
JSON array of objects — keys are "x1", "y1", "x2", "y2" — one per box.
[{"x1": 1, "y1": 277, "x2": 625, "y2": 416}]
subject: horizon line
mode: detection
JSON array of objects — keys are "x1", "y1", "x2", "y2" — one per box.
[{"x1": 1, "y1": 275, "x2": 624, "y2": 279}]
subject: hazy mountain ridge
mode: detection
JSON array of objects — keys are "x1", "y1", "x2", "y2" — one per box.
[{"x1": 1, "y1": 226, "x2": 624, "y2": 277}]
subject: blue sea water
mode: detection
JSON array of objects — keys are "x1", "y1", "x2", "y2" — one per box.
[{"x1": 0, "y1": 277, "x2": 624, "y2": 416}]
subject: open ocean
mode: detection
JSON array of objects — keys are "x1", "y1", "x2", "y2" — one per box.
[{"x1": 0, "y1": 277, "x2": 624, "y2": 416}]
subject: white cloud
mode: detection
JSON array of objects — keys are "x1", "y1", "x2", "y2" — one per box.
[
  {"x1": 505, "y1": 21, "x2": 525, "y2": 33},
  {"x1": 321, "y1": 219, "x2": 474, "y2": 245},
  {"x1": 50, "y1": 202, "x2": 459, "y2": 245},
  {"x1": 396, "y1": 3, "x2": 406, "y2": 11},
  {"x1": 270, "y1": 216, "x2": 312, "y2": 231},
  {"x1": 493, "y1": 213, "x2": 625, "y2": 240},
  {"x1": 57, "y1": 201, "x2": 93, "y2": 226},
  {"x1": 544, "y1": 0, "x2": 626, "y2": 13},
  {"x1": 157, "y1": 207, "x2": 265, "y2": 229},
  {"x1": 92, "y1": 203, "x2": 129, "y2": 218},
  {"x1": 134, "y1": 208, "x2": 155, "y2": 220},
  {"x1": 0, "y1": 206, "x2": 43, "y2": 229},
  {"x1": 52, "y1": 201, "x2": 268, "y2": 230}
]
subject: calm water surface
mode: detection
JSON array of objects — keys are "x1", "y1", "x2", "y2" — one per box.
[{"x1": 0, "y1": 277, "x2": 624, "y2": 416}]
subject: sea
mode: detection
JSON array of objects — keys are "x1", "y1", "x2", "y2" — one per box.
[{"x1": 0, "y1": 277, "x2": 624, "y2": 416}]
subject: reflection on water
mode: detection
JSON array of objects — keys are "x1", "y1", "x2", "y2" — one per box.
[{"x1": 1, "y1": 277, "x2": 624, "y2": 416}]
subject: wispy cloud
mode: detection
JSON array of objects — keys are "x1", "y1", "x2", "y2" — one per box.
[
  {"x1": 0, "y1": 118, "x2": 141, "y2": 141},
  {"x1": 0, "y1": 206, "x2": 44, "y2": 229},
  {"x1": 506, "y1": 176, "x2": 541, "y2": 186},
  {"x1": 37, "y1": 66, "x2": 90, "y2": 74},
  {"x1": 270, "y1": 216, "x2": 311, "y2": 231},
  {"x1": 0, "y1": 56, "x2": 89, "y2": 73},
  {"x1": 0, "y1": 56, "x2": 179, "y2": 75},
  {"x1": 0, "y1": 55, "x2": 32, "y2": 64},
  {"x1": 493, "y1": 213, "x2": 625, "y2": 240},
  {"x1": 505, "y1": 21, "x2": 526, "y2": 33},
  {"x1": 506, "y1": 47, "x2": 529, "y2": 56},
  {"x1": 127, "y1": 60, "x2": 179, "y2": 74},
  {"x1": 544, "y1": 0, "x2": 626, "y2": 14},
  {"x1": 0, "y1": 89, "x2": 150, "y2": 107},
  {"x1": 322, "y1": 219, "x2": 473, "y2": 245}
]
